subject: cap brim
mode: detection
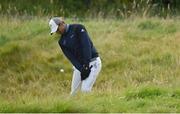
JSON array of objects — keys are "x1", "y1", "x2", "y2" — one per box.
[
  {"x1": 49, "y1": 19, "x2": 58, "y2": 35},
  {"x1": 50, "y1": 25, "x2": 58, "y2": 34}
]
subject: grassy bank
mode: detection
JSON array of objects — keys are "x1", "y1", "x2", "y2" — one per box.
[{"x1": 0, "y1": 16, "x2": 180, "y2": 112}]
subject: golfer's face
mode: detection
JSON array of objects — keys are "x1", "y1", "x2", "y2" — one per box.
[{"x1": 56, "y1": 23, "x2": 65, "y2": 34}]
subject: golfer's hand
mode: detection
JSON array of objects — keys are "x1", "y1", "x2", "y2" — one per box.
[{"x1": 81, "y1": 64, "x2": 92, "y2": 80}]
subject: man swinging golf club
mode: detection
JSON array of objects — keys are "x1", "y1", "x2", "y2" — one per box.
[{"x1": 49, "y1": 17, "x2": 102, "y2": 95}]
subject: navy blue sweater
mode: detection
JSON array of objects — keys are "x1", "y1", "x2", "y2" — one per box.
[{"x1": 58, "y1": 24, "x2": 99, "y2": 72}]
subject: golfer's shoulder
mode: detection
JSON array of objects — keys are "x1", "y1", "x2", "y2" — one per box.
[
  {"x1": 71, "y1": 24, "x2": 86, "y2": 31},
  {"x1": 71, "y1": 23, "x2": 85, "y2": 28}
]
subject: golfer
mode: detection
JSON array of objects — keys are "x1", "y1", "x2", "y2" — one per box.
[{"x1": 49, "y1": 17, "x2": 102, "y2": 95}]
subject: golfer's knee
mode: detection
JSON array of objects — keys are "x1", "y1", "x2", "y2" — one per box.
[{"x1": 81, "y1": 86, "x2": 91, "y2": 93}]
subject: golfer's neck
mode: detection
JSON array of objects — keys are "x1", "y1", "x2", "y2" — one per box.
[
  {"x1": 65, "y1": 24, "x2": 69, "y2": 33},
  {"x1": 61, "y1": 24, "x2": 69, "y2": 35}
]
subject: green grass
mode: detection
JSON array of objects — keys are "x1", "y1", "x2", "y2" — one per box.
[{"x1": 0, "y1": 16, "x2": 180, "y2": 112}]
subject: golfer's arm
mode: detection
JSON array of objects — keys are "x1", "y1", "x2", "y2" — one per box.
[
  {"x1": 60, "y1": 45, "x2": 82, "y2": 71},
  {"x1": 78, "y1": 25, "x2": 92, "y2": 64}
]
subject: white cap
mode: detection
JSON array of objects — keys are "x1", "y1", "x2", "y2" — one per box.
[{"x1": 49, "y1": 17, "x2": 63, "y2": 35}]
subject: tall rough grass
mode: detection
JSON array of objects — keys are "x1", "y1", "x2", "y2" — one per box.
[{"x1": 0, "y1": 16, "x2": 180, "y2": 112}]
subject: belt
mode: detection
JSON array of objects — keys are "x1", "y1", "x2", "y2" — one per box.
[{"x1": 90, "y1": 57, "x2": 98, "y2": 62}]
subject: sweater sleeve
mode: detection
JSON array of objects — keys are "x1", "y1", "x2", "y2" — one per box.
[{"x1": 77, "y1": 25, "x2": 92, "y2": 64}]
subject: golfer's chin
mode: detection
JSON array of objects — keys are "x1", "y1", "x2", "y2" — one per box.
[{"x1": 56, "y1": 31, "x2": 64, "y2": 35}]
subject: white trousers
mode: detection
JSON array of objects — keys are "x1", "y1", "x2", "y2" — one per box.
[{"x1": 70, "y1": 57, "x2": 102, "y2": 95}]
